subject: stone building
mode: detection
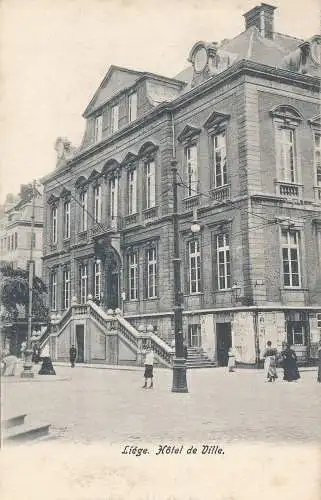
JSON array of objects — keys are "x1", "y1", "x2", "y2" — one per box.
[
  {"x1": 42, "y1": 4, "x2": 321, "y2": 367},
  {"x1": 0, "y1": 185, "x2": 44, "y2": 278}
]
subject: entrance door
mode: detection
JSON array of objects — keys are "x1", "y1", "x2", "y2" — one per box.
[
  {"x1": 216, "y1": 323, "x2": 232, "y2": 366},
  {"x1": 106, "y1": 272, "x2": 119, "y2": 310},
  {"x1": 75, "y1": 325, "x2": 85, "y2": 363},
  {"x1": 188, "y1": 324, "x2": 202, "y2": 348}
]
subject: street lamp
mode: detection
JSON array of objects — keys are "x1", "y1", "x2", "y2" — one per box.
[{"x1": 171, "y1": 159, "x2": 188, "y2": 393}]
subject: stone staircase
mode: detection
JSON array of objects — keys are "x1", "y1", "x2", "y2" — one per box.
[
  {"x1": 2, "y1": 413, "x2": 51, "y2": 444},
  {"x1": 186, "y1": 347, "x2": 216, "y2": 369}
]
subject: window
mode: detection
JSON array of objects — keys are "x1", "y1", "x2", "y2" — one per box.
[
  {"x1": 216, "y1": 233, "x2": 231, "y2": 290},
  {"x1": 31, "y1": 233, "x2": 36, "y2": 249},
  {"x1": 275, "y1": 125, "x2": 297, "y2": 183},
  {"x1": 146, "y1": 247, "x2": 157, "y2": 298},
  {"x1": 188, "y1": 240, "x2": 201, "y2": 294},
  {"x1": 186, "y1": 145, "x2": 198, "y2": 196},
  {"x1": 128, "y1": 169, "x2": 137, "y2": 214},
  {"x1": 213, "y1": 131, "x2": 227, "y2": 188},
  {"x1": 94, "y1": 115, "x2": 103, "y2": 142},
  {"x1": 288, "y1": 323, "x2": 304, "y2": 345},
  {"x1": 80, "y1": 191, "x2": 88, "y2": 231},
  {"x1": 129, "y1": 92, "x2": 137, "y2": 123},
  {"x1": 11, "y1": 234, "x2": 14, "y2": 250},
  {"x1": 52, "y1": 206, "x2": 58, "y2": 244},
  {"x1": 50, "y1": 270, "x2": 57, "y2": 310},
  {"x1": 109, "y1": 176, "x2": 118, "y2": 223},
  {"x1": 314, "y1": 132, "x2": 321, "y2": 186},
  {"x1": 7, "y1": 237, "x2": 10, "y2": 251},
  {"x1": 14, "y1": 232, "x2": 18, "y2": 249},
  {"x1": 317, "y1": 313, "x2": 321, "y2": 329},
  {"x1": 188, "y1": 324, "x2": 202, "y2": 347},
  {"x1": 111, "y1": 105, "x2": 119, "y2": 133},
  {"x1": 79, "y1": 264, "x2": 88, "y2": 305},
  {"x1": 63, "y1": 269, "x2": 70, "y2": 310},
  {"x1": 94, "y1": 185, "x2": 102, "y2": 223},
  {"x1": 128, "y1": 251, "x2": 138, "y2": 300},
  {"x1": 94, "y1": 261, "x2": 102, "y2": 300},
  {"x1": 145, "y1": 160, "x2": 156, "y2": 209},
  {"x1": 63, "y1": 200, "x2": 70, "y2": 239},
  {"x1": 282, "y1": 229, "x2": 301, "y2": 287}
]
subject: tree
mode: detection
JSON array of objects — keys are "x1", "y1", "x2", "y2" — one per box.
[{"x1": 0, "y1": 263, "x2": 49, "y2": 354}]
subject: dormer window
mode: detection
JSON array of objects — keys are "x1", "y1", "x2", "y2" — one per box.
[
  {"x1": 94, "y1": 115, "x2": 103, "y2": 142},
  {"x1": 129, "y1": 92, "x2": 137, "y2": 123},
  {"x1": 111, "y1": 104, "x2": 119, "y2": 134}
]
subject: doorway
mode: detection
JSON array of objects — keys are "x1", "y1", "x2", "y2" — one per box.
[
  {"x1": 105, "y1": 248, "x2": 120, "y2": 310},
  {"x1": 188, "y1": 324, "x2": 202, "y2": 348},
  {"x1": 75, "y1": 325, "x2": 85, "y2": 363},
  {"x1": 216, "y1": 323, "x2": 232, "y2": 366}
]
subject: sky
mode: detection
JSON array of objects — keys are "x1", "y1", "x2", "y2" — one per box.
[{"x1": 0, "y1": 0, "x2": 320, "y2": 202}]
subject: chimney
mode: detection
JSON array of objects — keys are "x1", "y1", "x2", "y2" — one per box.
[{"x1": 243, "y1": 3, "x2": 276, "y2": 40}]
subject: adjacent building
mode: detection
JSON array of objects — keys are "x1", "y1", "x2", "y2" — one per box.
[
  {"x1": 42, "y1": 4, "x2": 321, "y2": 367},
  {"x1": 0, "y1": 185, "x2": 44, "y2": 278}
]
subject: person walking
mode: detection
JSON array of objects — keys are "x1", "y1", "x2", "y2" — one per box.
[
  {"x1": 280, "y1": 342, "x2": 300, "y2": 382},
  {"x1": 262, "y1": 341, "x2": 278, "y2": 382},
  {"x1": 317, "y1": 340, "x2": 321, "y2": 383},
  {"x1": 227, "y1": 347, "x2": 236, "y2": 372},
  {"x1": 69, "y1": 345, "x2": 77, "y2": 368},
  {"x1": 142, "y1": 347, "x2": 154, "y2": 389}
]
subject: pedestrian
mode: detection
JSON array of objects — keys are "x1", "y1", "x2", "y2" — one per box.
[
  {"x1": 262, "y1": 341, "x2": 278, "y2": 382},
  {"x1": 69, "y1": 345, "x2": 77, "y2": 368},
  {"x1": 280, "y1": 342, "x2": 300, "y2": 382},
  {"x1": 2, "y1": 353, "x2": 18, "y2": 376},
  {"x1": 317, "y1": 340, "x2": 321, "y2": 383},
  {"x1": 227, "y1": 347, "x2": 236, "y2": 372},
  {"x1": 183, "y1": 341, "x2": 188, "y2": 360},
  {"x1": 142, "y1": 346, "x2": 154, "y2": 389}
]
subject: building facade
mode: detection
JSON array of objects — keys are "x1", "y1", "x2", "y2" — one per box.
[
  {"x1": 0, "y1": 186, "x2": 44, "y2": 278},
  {"x1": 42, "y1": 4, "x2": 321, "y2": 366}
]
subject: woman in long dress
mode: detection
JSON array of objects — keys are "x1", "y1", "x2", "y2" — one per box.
[
  {"x1": 280, "y1": 343, "x2": 300, "y2": 382},
  {"x1": 262, "y1": 341, "x2": 278, "y2": 382}
]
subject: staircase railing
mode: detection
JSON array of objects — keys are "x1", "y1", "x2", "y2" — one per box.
[
  {"x1": 48, "y1": 300, "x2": 174, "y2": 367},
  {"x1": 88, "y1": 301, "x2": 174, "y2": 366}
]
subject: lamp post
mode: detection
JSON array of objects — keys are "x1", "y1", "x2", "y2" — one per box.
[
  {"x1": 171, "y1": 159, "x2": 188, "y2": 393},
  {"x1": 21, "y1": 180, "x2": 36, "y2": 378}
]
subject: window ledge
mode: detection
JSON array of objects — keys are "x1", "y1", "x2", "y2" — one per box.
[
  {"x1": 210, "y1": 184, "x2": 231, "y2": 202},
  {"x1": 184, "y1": 292, "x2": 204, "y2": 297}
]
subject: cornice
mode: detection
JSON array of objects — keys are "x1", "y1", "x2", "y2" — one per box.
[{"x1": 42, "y1": 60, "x2": 320, "y2": 186}]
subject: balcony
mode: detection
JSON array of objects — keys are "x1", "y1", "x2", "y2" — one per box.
[
  {"x1": 210, "y1": 184, "x2": 230, "y2": 202},
  {"x1": 143, "y1": 206, "x2": 158, "y2": 221},
  {"x1": 275, "y1": 181, "x2": 303, "y2": 200},
  {"x1": 313, "y1": 186, "x2": 321, "y2": 202},
  {"x1": 123, "y1": 213, "x2": 138, "y2": 227},
  {"x1": 183, "y1": 194, "x2": 200, "y2": 210}
]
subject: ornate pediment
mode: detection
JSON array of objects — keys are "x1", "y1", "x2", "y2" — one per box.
[
  {"x1": 88, "y1": 169, "x2": 101, "y2": 182},
  {"x1": 177, "y1": 125, "x2": 201, "y2": 144},
  {"x1": 121, "y1": 152, "x2": 138, "y2": 168},
  {"x1": 204, "y1": 111, "x2": 230, "y2": 131},
  {"x1": 75, "y1": 175, "x2": 88, "y2": 189},
  {"x1": 270, "y1": 105, "x2": 303, "y2": 125},
  {"x1": 47, "y1": 194, "x2": 59, "y2": 205},
  {"x1": 308, "y1": 114, "x2": 321, "y2": 129}
]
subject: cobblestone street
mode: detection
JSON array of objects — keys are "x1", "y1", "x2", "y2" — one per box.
[
  {"x1": 2, "y1": 364, "x2": 321, "y2": 444},
  {"x1": 1, "y1": 365, "x2": 320, "y2": 500}
]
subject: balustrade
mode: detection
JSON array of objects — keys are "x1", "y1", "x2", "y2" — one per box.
[{"x1": 211, "y1": 185, "x2": 230, "y2": 202}]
